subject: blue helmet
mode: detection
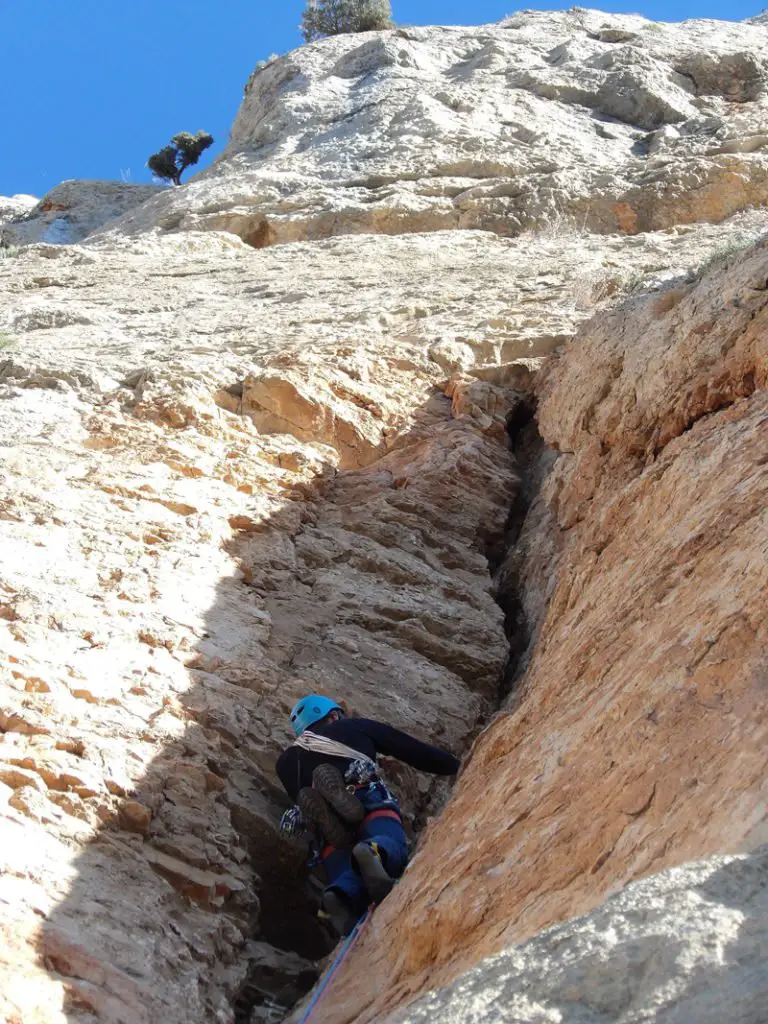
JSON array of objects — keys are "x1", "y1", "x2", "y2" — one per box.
[{"x1": 289, "y1": 695, "x2": 342, "y2": 736}]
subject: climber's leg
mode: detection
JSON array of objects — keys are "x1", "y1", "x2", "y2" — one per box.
[
  {"x1": 322, "y1": 889, "x2": 358, "y2": 937},
  {"x1": 319, "y1": 845, "x2": 367, "y2": 935},
  {"x1": 297, "y1": 787, "x2": 350, "y2": 850},
  {"x1": 353, "y1": 809, "x2": 409, "y2": 903},
  {"x1": 312, "y1": 764, "x2": 365, "y2": 824},
  {"x1": 352, "y1": 840, "x2": 394, "y2": 903}
]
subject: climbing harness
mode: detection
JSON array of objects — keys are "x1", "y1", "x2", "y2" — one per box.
[{"x1": 296, "y1": 906, "x2": 373, "y2": 1024}]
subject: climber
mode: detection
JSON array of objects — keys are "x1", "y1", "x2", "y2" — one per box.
[{"x1": 276, "y1": 694, "x2": 460, "y2": 936}]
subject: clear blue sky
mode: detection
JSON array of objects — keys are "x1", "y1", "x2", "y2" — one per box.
[{"x1": 1, "y1": 0, "x2": 763, "y2": 197}]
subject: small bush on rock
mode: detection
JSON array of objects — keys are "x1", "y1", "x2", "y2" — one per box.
[
  {"x1": 147, "y1": 131, "x2": 214, "y2": 186},
  {"x1": 301, "y1": 0, "x2": 392, "y2": 42},
  {"x1": 695, "y1": 234, "x2": 755, "y2": 278}
]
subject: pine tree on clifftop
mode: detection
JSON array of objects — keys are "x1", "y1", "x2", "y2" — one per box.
[
  {"x1": 147, "y1": 131, "x2": 214, "y2": 186},
  {"x1": 301, "y1": 0, "x2": 392, "y2": 42}
]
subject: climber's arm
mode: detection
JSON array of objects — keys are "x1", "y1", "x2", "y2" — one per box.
[
  {"x1": 357, "y1": 719, "x2": 460, "y2": 775},
  {"x1": 275, "y1": 747, "x2": 301, "y2": 802}
]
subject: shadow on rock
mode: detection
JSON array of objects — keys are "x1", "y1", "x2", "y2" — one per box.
[{"x1": 29, "y1": 374, "x2": 527, "y2": 1023}]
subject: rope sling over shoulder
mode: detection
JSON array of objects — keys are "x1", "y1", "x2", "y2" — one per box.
[{"x1": 291, "y1": 730, "x2": 377, "y2": 773}]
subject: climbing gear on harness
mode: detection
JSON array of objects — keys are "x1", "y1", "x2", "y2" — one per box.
[
  {"x1": 297, "y1": 787, "x2": 351, "y2": 850},
  {"x1": 344, "y1": 756, "x2": 378, "y2": 787},
  {"x1": 353, "y1": 840, "x2": 394, "y2": 903},
  {"x1": 278, "y1": 805, "x2": 313, "y2": 851},
  {"x1": 296, "y1": 907, "x2": 373, "y2": 1024},
  {"x1": 312, "y1": 764, "x2": 365, "y2": 824},
  {"x1": 320, "y1": 889, "x2": 358, "y2": 937},
  {"x1": 355, "y1": 775, "x2": 402, "y2": 817},
  {"x1": 290, "y1": 696, "x2": 342, "y2": 736},
  {"x1": 294, "y1": 734, "x2": 399, "y2": 813}
]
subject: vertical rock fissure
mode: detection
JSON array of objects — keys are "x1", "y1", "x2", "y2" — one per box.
[
  {"x1": 491, "y1": 407, "x2": 553, "y2": 702},
  {"x1": 232, "y1": 396, "x2": 552, "y2": 1024}
]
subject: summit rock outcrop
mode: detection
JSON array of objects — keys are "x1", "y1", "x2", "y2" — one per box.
[
  {"x1": 90, "y1": 8, "x2": 768, "y2": 247},
  {"x1": 1, "y1": 9, "x2": 767, "y2": 1024},
  {"x1": 0, "y1": 194, "x2": 37, "y2": 231},
  {"x1": 1, "y1": 181, "x2": 160, "y2": 247}
]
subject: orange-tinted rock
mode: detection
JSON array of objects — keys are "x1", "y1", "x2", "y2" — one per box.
[
  {"x1": 118, "y1": 800, "x2": 152, "y2": 835},
  {"x1": 314, "y1": 243, "x2": 768, "y2": 1023},
  {"x1": 4, "y1": 12, "x2": 768, "y2": 1023}
]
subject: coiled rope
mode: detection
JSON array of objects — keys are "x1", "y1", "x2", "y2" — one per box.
[{"x1": 297, "y1": 907, "x2": 373, "y2": 1024}]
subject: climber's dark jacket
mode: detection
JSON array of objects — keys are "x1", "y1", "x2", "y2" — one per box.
[{"x1": 276, "y1": 717, "x2": 460, "y2": 802}]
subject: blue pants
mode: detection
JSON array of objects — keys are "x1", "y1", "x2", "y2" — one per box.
[{"x1": 320, "y1": 787, "x2": 409, "y2": 916}]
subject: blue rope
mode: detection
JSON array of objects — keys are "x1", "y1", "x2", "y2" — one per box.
[{"x1": 297, "y1": 908, "x2": 372, "y2": 1024}]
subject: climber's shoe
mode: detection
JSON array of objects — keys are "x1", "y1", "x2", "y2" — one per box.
[
  {"x1": 353, "y1": 841, "x2": 394, "y2": 904},
  {"x1": 312, "y1": 764, "x2": 365, "y2": 824},
  {"x1": 321, "y1": 889, "x2": 358, "y2": 938},
  {"x1": 297, "y1": 787, "x2": 351, "y2": 850}
]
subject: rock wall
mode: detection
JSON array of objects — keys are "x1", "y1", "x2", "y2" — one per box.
[
  {"x1": 0, "y1": 232, "x2": 525, "y2": 1022},
  {"x1": 1, "y1": 9, "x2": 767, "y2": 1024},
  {"x1": 1, "y1": 195, "x2": 38, "y2": 233},
  {"x1": 386, "y1": 848, "x2": 768, "y2": 1024},
  {"x1": 1, "y1": 181, "x2": 161, "y2": 247},
  {"x1": 312, "y1": 230, "x2": 768, "y2": 1024},
  {"x1": 84, "y1": 10, "x2": 768, "y2": 248}
]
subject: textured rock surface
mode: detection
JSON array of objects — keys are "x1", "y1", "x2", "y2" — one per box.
[
  {"x1": 1, "y1": 9, "x2": 768, "y2": 1024},
  {"x1": 1, "y1": 194, "x2": 37, "y2": 230},
  {"x1": 0, "y1": 229, "x2": 527, "y2": 1022},
  {"x1": 385, "y1": 848, "x2": 768, "y2": 1024},
  {"x1": 95, "y1": 10, "x2": 768, "y2": 247},
  {"x1": 1, "y1": 181, "x2": 161, "y2": 247},
  {"x1": 313, "y1": 228, "x2": 768, "y2": 1024}
]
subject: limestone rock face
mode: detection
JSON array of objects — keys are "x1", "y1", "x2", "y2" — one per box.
[
  {"x1": 1, "y1": 180, "x2": 161, "y2": 247},
  {"x1": 96, "y1": 10, "x2": 768, "y2": 247},
  {"x1": 1, "y1": 9, "x2": 768, "y2": 1024},
  {"x1": 312, "y1": 229, "x2": 768, "y2": 1024},
  {"x1": 386, "y1": 848, "x2": 768, "y2": 1024},
  {"x1": 0, "y1": 229, "x2": 529, "y2": 1023},
  {"x1": 0, "y1": 194, "x2": 37, "y2": 230}
]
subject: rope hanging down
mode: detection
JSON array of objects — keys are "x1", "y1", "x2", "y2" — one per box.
[{"x1": 297, "y1": 907, "x2": 373, "y2": 1024}]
